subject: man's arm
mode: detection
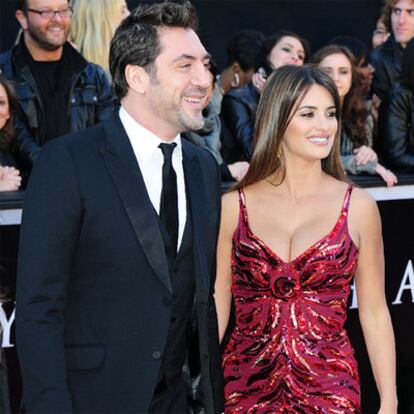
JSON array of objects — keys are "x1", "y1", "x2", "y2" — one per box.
[
  {"x1": 370, "y1": 49, "x2": 393, "y2": 100},
  {"x1": 16, "y1": 140, "x2": 82, "y2": 413},
  {"x1": 13, "y1": 110, "x2": 42, "y2": 167},
  {"x1": 221, "y1": 94, "x2": 254, "y2": 160},
  {"x1": 378, "y1": 88, "x2": 414, "y2": 171}
]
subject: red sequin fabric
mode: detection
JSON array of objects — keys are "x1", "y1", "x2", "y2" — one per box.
[{"x1": 223, "y1": 185, "x2": 360, "y2": 413}]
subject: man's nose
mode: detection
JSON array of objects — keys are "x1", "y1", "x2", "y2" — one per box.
[
  {"x1": 192, "y1": 64, "x2": 210, "y2": 89},
  {"x1": 398, "y1": 12, "x2": 407, "y2": 25},
  {"x1": 51, "y1": 11, "x2": 63, "y2": 21}
]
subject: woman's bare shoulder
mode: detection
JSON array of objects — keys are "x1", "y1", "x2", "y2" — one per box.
[
  {"x1": 222, "y1": 189, "x2": 239, "y2": 210},
  {"x1": 348, "y1": 186, "x2": 381, "y2": 233},
  {"x1": 220, "y1": 189, "x2": 241, "y2": 234},
  {"x1": 350, "y1": 186, "x2": 378, "y2": 212}
]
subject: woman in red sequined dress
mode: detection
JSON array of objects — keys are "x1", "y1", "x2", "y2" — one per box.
[{"x1": 215, "y1": 65, "x2": 397, "y2": 414}]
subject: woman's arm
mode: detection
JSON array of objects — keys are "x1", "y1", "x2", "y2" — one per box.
[
  {"x1": 349, "y1": 188, "x2": 397, "y2": 413},
  {"x1": 214, "y1": 191, "x2": 239, "y2": 343}
]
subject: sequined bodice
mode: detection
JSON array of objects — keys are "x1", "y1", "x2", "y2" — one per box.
[{"x1": 223, "y1": 186, "x2": 360, "y2": 414}]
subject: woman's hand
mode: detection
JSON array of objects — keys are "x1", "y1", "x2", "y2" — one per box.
[
  {"x1": 251, "y1": 70, "x2": 266, "y2": 92},
  {"x1": 375, "y1": 163, "x2": 398, "y2": 187},
  {"x1": 0, "y1": 166, "x2": 22, "y2": 191},
  {"x1": 371, "y1": 94, "x2": 381, "y2": 123},
  {"x1": 228, "y1": 161, "x2": 249, "y2": 181},
  {"x1": 353, "y1": 145, "x2": 378, "y2": 165}
]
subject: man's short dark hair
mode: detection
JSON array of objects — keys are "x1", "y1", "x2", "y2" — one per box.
[
  {"x1": 381, "y1": 0, "x2": 414, "y2": 32},
  {"x1": 109, "y1": 1, "x2": 198, "y2": 99},
  {"x1": 17, "y1": 0, "x2": 26, "y2": 11},
  {"x1": 225, "y1": 30, "x2": 265, "y2": 72}
]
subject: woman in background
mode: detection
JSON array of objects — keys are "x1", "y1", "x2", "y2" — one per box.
[
  {"x1": 208, "y1": 30, "x2": 265, "y2": 178},
  {"x1": 71, "y1": 0, "x2": 130, "y2": 74},
  {"x1": 313, "y1": 45, "x2": 397, "y2": 186},
  {"x1": 183, "y1": 61, "x2": 249, "y2": 183},
  {"x1": 221, "y1": 31, "x2": 309, "y2": 162},
  {"x1": 215, "y1": 65, "x2": 397, "y2": 413},
  {"x1": 0, "y1": 75, "x2": 22, "y2": 191},
  {"x1": 372, "y1": 12, "x2": 391, "y2": 49}
]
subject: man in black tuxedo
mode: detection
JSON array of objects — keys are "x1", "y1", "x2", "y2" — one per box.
[{"x1": 16, "y1": 2, "x2": 224, "y2": 413}]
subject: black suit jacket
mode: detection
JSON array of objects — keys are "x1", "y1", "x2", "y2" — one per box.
[{"x1": 16, "y1": 113, "x2": 224, "y2": 413}]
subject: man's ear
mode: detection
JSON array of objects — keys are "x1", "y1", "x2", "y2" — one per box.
[
  {"x1": 124, "y1": 64, "x2": 149, "y2": 95},
  {"x1": 16, "y1": 9, "x2": 28, "y2": 30}
]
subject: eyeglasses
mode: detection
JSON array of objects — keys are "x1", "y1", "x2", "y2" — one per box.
[
  {"x1": 373, "y1": 29, "x2": 388, "y2": 36},
  {"x1": 25, "y1": 7, "x2": 73, "y2": 19}
]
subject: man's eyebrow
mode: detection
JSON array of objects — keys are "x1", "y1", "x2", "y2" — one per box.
[{"x1": 171, "y1": 53, "x2": 211, "y2": 63}]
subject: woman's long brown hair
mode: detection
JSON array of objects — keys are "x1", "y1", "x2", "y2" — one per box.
[
  {"x1": 233, "y1": 65, "x2": 347, "y2": 191},
  {"x1": 0, "y1": 75, "x2": 18, "y2": 151}
]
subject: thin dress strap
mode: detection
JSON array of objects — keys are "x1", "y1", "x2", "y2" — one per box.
[
  {"x1": 342, "y1": 184, "x2": 354, "y2": 214},
  {"x1": 237, "y1": 188, "x2": 248, "y2": 225}
]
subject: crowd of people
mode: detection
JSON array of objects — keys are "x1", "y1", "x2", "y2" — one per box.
[
  {"x1": 0, "y1": 0, "x2": 406, "y2": 413},
  {"x1": 0, "y1": 0, "x2": 414, "y2": 190}
]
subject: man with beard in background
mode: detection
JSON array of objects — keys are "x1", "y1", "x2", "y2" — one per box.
[{"x1": 0, "y1": 0, "x2": 117, "y2": 169}]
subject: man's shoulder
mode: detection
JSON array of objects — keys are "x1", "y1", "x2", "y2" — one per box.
[
  {"x1": 387, "y1": 82, "x2": 413, "y2": 107},
  {"x1": 182, "y1": 138, "x2": 217, "y2": 166},
  {"x1": 371, "y1": 37, "x2": 398, "y2": 63},
  {"x1": 0, "y1": 48, "x2": 14, "y2": 77},
  {"x1": 371, "y1": 45, "x2": 392, "y2": 64},
  {"x1": 225, "y1": 83, "x2": 254, "y2": 101},
  {"x1": 45, "y1": 121, "x2": 107, "y2": 155},
  {"x1": 82, "y1": 60, "x2": 109, "y2": 79}
]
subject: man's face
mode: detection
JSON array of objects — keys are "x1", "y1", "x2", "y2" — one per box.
[
  {"x1": 145, "y1": 27, "x2": 211, "y2": 137},
  {"x1": 391, "y1": 0, "x2": 414, "y2": 47},
  {"x1": 19, "y1": 0, "x2": 71, "y2": 51}
]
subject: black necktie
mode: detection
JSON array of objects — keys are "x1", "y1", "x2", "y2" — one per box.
[{"x1": 159, "y1": 142, "x2": 178, "y2": 253}]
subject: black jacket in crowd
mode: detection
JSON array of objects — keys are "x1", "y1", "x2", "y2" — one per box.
[
  {"x1": 370, "y1": 35, "x2": 404, "y2": 100},
  {"x1": 377, "y1": 83, "x2": 414, "y2": 172},
  {"x1": 0, "y1": 40, "x2": 118, "y2": 167},
  {"x1": 220, "y1": 81, "x2": 260, "y2": 163}
]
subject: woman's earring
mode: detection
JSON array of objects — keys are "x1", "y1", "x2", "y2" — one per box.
[{"x1": 230, "y1": 73, "x2": 240, "y2": 88}]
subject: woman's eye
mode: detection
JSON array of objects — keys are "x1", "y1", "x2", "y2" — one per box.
[
  {"x1": 327, "y1": 111, "x2": 336, "y2": 118},
  {"x1": 282, "y1": 47, "x2": 291, "y2": 53},
  {"x1": 301, "y1": 112, "x2": 314, "y2": 118}
]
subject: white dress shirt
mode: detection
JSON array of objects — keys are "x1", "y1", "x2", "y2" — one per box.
[{"x1": 119, "y1": 107, "x2": 187, "y2": 251}]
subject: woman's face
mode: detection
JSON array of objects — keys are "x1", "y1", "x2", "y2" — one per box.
[
  {"x1": 282, "y1": 84, "x2": 338, "y2": 163},
  {"x1": 372, "y1": 19, "x2": 390, "y2": 49},
  {"x1": 0, "y1": 84, "x2": 10, "y2": 130},
  {"x1": 318, "y1": 53, "x2": 352, "y2": 100},
  {"x1": 120, "y1": 0, "x2": 130, "y2": 20},
  {"x1": 268, "y1": 36, "x2": 306, "y2": 69}
]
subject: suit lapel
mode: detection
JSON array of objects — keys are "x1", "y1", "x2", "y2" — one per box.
[
  {"x1": 182, "y1": 141, "x2": 210, "y2": 295},
  {"x1": 100, "y1": 114, "x2": 172, "y2": 292}
]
